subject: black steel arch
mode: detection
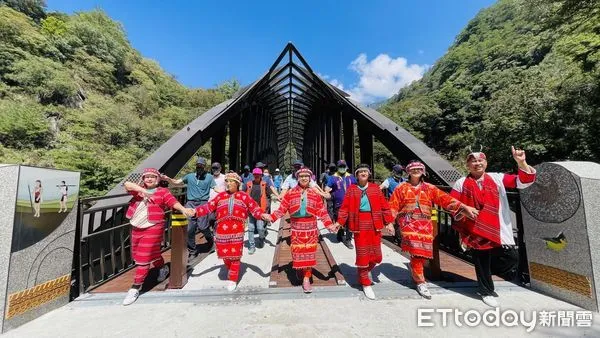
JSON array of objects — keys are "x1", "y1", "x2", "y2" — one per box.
[{"x1": 103, "y1": 43, "x2": 463, "y2": 200}]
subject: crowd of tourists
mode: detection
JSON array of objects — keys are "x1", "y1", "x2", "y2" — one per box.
[{"x1": 121, "y1": 146, "x2": 536, "y2": 308}]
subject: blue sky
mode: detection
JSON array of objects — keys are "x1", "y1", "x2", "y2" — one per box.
[{"x1": 47, "y1": 0, "x2": 496, "y2": 103}]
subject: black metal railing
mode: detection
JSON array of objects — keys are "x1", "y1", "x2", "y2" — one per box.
[{"x1": 71, "y1": 191, "x2": 186, "y2": 299}]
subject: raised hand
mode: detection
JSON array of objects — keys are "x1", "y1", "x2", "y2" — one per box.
[{"x1": 511, "y1": 146, "x2": 526, "y2": 164}]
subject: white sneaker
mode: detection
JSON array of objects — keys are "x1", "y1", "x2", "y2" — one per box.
[
  {"x1": 363, "y1": 285, "x2": 376, "y2": 300},
  {"x1": 226, "y1": 281, "x2": 237, "y2": 292},
  {"x1": 157, "y1": 265, "x2": 170, "y2": 282},
  {"x1": 482, "y1": 295, "x2": 499, "y2": 307},
  {"x1": 122, "y1": 288, "x2": 140, "y2": 306},
  {"x1": 416, "y1": 283, "x2": 432, "y2": 299}
]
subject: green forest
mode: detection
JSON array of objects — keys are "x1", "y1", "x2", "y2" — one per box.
[
  {"x1": 381, "y1": 0, "x2": 600, "y2": 171},
  {"x1": 0, "y1": 1, "x2": 238, "y2": 196},
  {"x1": 1, "y1": 0, "x2": 599, "y2": 197}
]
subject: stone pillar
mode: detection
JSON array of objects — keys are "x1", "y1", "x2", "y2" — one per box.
[
  {"x1": 0, "y1": 165, "x2": 80, "y2": 332},
  {"x1": 520, "y1": 161, "x2": 600, "y2": 312}
]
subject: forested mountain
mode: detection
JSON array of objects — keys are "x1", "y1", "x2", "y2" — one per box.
[
  {"x1": 0, "y1": 1, "x2": 238, "y2": 196},
  {"x1": 2, "y1": 0, "x2": 598, "y2": 196},
  {"x1": 381, "y1": 0, "x2": 600, "y2": 171}
]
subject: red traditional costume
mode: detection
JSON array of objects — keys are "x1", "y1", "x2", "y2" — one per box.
[
  {"x1": 450, "y1": 153, "x2": 537, "y2": 249},
  {"x1": 337, "y1": 182, "x2": 393, "y2": 286},
  {"x1": 269, "y1": 169, "x2": 335, "y2": 280},
  {"x1": 195, "y1": 174, "x2": 263, "y2": 282},
  {"x1": 450, "y1": 151, "x2": 536, "y2": 298},
  {"x1": 125, "y1": 168, "x2": 178, "y2": 286},
  {"x1": 389, "y1": 162, "x2": 465, "y2": 285}
]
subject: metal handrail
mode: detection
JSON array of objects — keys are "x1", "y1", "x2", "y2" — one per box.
[{"x1": 73, "y1": 190, "x2": 184, "y2": 298}]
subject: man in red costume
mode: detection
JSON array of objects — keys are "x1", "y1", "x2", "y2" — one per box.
[
  {"x1": 336, "y1": 164, "x2": 394, "y2": 300},
  {"x1": 451, "y1": 146, "x2": 536, "y2": 307},
  {"x1": 194, "y1": 172, "x2": 264, "y2": 292},
  {"x1": 264, "y1": 167, "x2": 337, "y2": 293}
]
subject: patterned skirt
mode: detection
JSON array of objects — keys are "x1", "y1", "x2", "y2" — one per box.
[
  {"x1": 215, "y1": 219, "x2": 245, "y2": 260},
  {"x1": 290, "y1": 216, "x2": 319, "y2": 269},
  {"x1": 354, "y1": 212, "x2": 382, "y2": 268},
  {"x1": 399, "y1": 213, "x2": 434, "y2": 259},
  {"x1": 131, "y1": 222, "x2": 165, "y2": 265}
]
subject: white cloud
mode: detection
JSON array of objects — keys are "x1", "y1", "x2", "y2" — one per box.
[
  {"x1": 318, "y1": 53, "x2": 426, "y2": 104},
  {"x1": 345, "y1": 53, "x2": 427, "y2": 104}
]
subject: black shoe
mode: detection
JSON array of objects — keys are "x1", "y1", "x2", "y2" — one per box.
[
  {"x1": 344, "y1": 240, "x2": 354, "y2": 249},
  {"x1": 257, "y1": 238, "x2": 265, "y2": 249}
]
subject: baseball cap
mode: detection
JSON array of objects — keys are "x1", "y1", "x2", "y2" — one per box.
[{"x1": 196, "y1": 157, "x2": 207, "y2": 166}]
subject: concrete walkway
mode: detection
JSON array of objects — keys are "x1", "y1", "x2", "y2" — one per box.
[
  {"x1": 5, "y1": 282, "x2": 598, "y2": 337},
  {"x1": 5, "y1": 202, "x2": 600, "y2": 337},
  {"x1": 182, "y1": 201, "x2": 281, "y2": 291}
]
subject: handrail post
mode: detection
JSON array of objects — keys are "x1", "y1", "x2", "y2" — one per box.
[
  {"x1": 429, "y1": 207, "x2": 442, "y2": 281},
  {"x1": 168, "y1": 211, "x2": 189, "y2": 289}
]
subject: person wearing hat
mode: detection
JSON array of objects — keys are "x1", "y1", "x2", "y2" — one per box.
[
  {"x1": 243, "y1": 168, "x2": 272, "y2": 253},
  {"x1": 193, "y1": 172, "x2": 265, "y2": 291},
  {"x1": 450, "y1": 146, "x2": 536, "y2": 307},
  {"x1": 320, "y1": 163, "x2": 337, "y2": 220},
  {"x1": 320, "y1": 163, "x2": 337, "y2": 189},
  {"x1": 325, "y1": 159, "x2": 357, "y2": 249},
  {"x1": 380, "y1": 164, "x2": 405, "y2": 199},
  {"x1": 279, "y1": 160, "x2": 319, "y2": 199},
  {"x1": 241, "y1": 164, "x2": 252, "y2": 185},
  {"x1": 263, "y1": 167, "x2": 338, "y2": 293},
  {"x1": 209, "y1": 162, "x2": 226, "y2": 200},
  {"x1": 122, "y1": 168, "x2": 196, "y2": 305},
  {"x1": 162, "y1": 156, "x2": 219, "y2": 256},
  {"x1": 273, "y1": 168, "x2": 283, "y2": 194},
  {"x1": 389, "y1": 160, "x2": 478, "y2": 300},
  {"x1": 250, "y1": 161, "x2": 280, "y2": 202},
  {"x1": 335, "y1": 164, "x2": 394, "y2": 299}
]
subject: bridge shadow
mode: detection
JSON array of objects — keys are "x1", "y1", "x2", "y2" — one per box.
[{"x1": 189, "y1": 261, "x2": 270, "y2": 281}]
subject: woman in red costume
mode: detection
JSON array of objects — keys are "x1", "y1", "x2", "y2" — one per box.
[{"x1": 194, "y1": 172, "x2": 264, "y2": 291}]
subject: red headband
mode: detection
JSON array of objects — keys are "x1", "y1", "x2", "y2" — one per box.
[
  {"x1": 405, "y1": 162, "x2": 425, "y2": 172},
  {"x1": 141, "y1": 168, "x2": 160, "y2": 178},
  {"x1": 296, "y1": 168, "x2": 313, "y2": 177}
]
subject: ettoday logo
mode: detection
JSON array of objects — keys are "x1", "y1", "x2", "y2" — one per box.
[{"x1": 417, "y1": 308, "x2": 593, "y2": 332}]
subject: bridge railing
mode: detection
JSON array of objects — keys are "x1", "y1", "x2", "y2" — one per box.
[{"x1": 71, "y1": 190, "x2": 186, "y2": 299}]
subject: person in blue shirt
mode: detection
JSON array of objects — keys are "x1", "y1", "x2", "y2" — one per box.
[
  {"x1": 324, "y1": 160, "x2": 357, "y2": 249},
  {"x1": 273, "y1": 168, "x2": 283, "y2": 193},
  {"x1": 379, "y1": 164, "x2": 405, "y2": 199},
  {"x1": 162, "y1": 157, "x2": 220, "y2": 256}
]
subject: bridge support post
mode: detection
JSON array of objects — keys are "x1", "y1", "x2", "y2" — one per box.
[
  {"x1": 358, "y1": 124, "x2": 374, "y2": 174},
  {"x1": 211, "y1": 126, "x2": 226, "y2": 166},
  {"x1": 240, "y1": 110, "x2": 249, "y2": 167},
  {"x1": 228, "y1": 114, "x2": 240, "y2": 172},
  {"x1": 342, "y1": 116, "x2": 355, "y2": 170},
  {"x1": 333, "y1": 110, "x2": 342, "y2": 162}
]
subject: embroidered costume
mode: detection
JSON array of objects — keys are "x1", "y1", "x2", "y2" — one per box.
[
  {"x1": 195, "y1": 187, "x2": 263, "y2": 282},
  {"x1": 337, "y1": 182, "x2": 393, "y2": 286}
]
